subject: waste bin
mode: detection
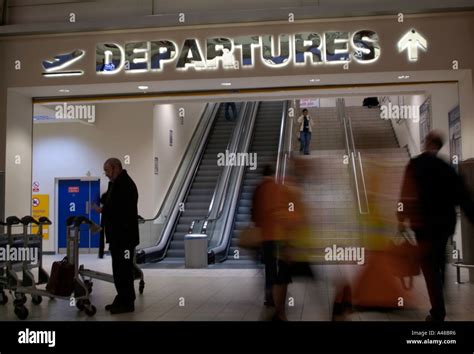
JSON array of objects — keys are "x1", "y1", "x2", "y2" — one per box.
[{"x1": 184, "y1": 234, "x2": 208, "y2": 268}]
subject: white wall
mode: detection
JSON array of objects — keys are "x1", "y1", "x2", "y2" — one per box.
[
  {"x1": 318, "y1": 97, "x2": 363, "y2": 107},
  {"x1": 386, "y1": 95, "x2": 424, "y2": 157},
  {"x1": 5, "y1": 90, "x2": 33, "y2": 218},
  {"x1": 33, "y1": 101, "x2": 155, "y2": 252},
  {"x1": 152, "y1": 103, "x2": 206, "y2": 217}
]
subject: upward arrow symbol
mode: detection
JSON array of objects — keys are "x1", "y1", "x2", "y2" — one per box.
[{"x1": 398, "y1": 29, "x2": 428, "y2": 62}]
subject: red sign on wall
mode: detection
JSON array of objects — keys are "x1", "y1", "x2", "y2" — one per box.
[{"x1": 68, "y1": 186, "x2": 80, "y2": 193}]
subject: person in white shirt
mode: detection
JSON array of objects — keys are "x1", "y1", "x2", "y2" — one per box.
[{"x1": 297, "y1": 109, "x2": 314, "y2": 155}]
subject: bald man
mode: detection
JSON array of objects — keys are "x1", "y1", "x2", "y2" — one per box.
[
  {"x1": 398, "y1": 131, "x2": 474, "y2": 321},
  {"x1": 102, "y1": 158, "x2": 139, "y2": 314}
]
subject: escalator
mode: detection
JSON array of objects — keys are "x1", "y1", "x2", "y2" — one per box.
[
  {"x1": 164, "y1": 105, "x2": 238, "y2": 261},
  {"x1": 227, "y1": 101, "x2": 285, "y2": 261},
  {"x1": 138, "y1": 101, "x2": 286, "y2": 265}
]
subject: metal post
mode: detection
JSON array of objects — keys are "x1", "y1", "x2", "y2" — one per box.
[{"x1": 456, "y1": 265, "x2": 463, "y2": 284}]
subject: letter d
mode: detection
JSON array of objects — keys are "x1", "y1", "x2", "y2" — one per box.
[{"x1": 96, "y1": 43, "x2": 124, "y2": 74}]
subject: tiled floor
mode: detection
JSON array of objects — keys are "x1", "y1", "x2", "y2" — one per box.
[{"x1": 1, "y1": 254, "x2": 474, "y2": 321}]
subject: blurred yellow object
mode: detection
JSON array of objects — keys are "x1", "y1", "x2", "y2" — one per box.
[{"x1": 284, "y1": 225, "x2": 317, "y2": 262}]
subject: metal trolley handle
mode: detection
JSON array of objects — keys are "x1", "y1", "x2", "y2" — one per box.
[
  {"x1": 6, "y1": 216, "x2": 21, "y2": 226},
  {"x1": 20, "y1": 216, "x2": 39, "y2": 226}
]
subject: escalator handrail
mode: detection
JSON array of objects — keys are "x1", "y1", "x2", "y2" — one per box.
[
  {"x1": 156, "y1": 103, "x2": 221, "y2": 250},
  {"x1": 207, "y1": 102, "x2": 261, "y2": 261},
  {"x1": 137, "y1": 103, "x2": 220, "y2": 261},
  {"x1": 275, "y1": 101, "x2": 289, "y2": 183},
  {"x1": 207, "y1": 102, "x2": 251, "y2": 221},
  {"x1": 284, "y1": 100, "x2": 294, "y2": 182},
  {"x1": 140, "y1": 103, "x2": 213, "y2": 223}
]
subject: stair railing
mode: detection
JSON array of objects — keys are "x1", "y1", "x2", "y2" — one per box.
[{"x1": 338, "y1": 98, "x2": 369, "y2": 215}]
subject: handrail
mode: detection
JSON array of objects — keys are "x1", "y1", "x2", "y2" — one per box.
[
  {"x1": 346, "y1": 113, "x2": 364, "y2": 214},
  {"x1": 275, "y1": 101, "x2": 289, "y2": 183},
  {"x1": 338, "y1": 98, "x2": 369, "y2": 215},
  {"x1": 136, "y1": 103, "x2": 220, "y2": 263},
  {"x1": 208, "y1": 102, "x2": 260, "y2": 262},
  {"x1": 358, "y1": 151, "x2": 370, "y2": 214},
  {"x1": 284, "y1": 101, "x2": 294, "y2": 184},
  {"x1": 214, "y1": 103, "x2": 250, "y2": 219},
  {"x1": 351, "y1": 151, "x2": 364, "y2": 214},
  {"x1": 347, "y1": 111, "x2": 369, "y2": 214},
  {"x1": 338, "y1": 98, "x2": 350, "y2": 157},
  {"x1": 207, "y1": 102, "x2": 249, "y2": 221},
  {"x1": 342, "y1": 114, "x2": 351, "y2": 158},
  {"x1": 140, "y1": 103, "x2": 211, "y2": 223},
  {"x1": 347, "y1": 112, "x2": 356, "y2": 154},
  {"x1": 158, "y1": 103, "x2": 220, "y2": 249}
]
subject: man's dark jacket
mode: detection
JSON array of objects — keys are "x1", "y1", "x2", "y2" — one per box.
[
  {"x1": 399, "y1": 152, "x2": 474, "y2": 237},
  {"x1": 102, "y1": 170, "x2": 139, "y2": 249}
]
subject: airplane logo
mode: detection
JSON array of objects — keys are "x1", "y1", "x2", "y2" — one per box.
[{"x1": 42, "y1": 49, "x2": 85, "y2": 77}]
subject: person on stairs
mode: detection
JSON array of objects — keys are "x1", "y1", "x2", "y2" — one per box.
[{"x1": 297, "y1": 109, "x2": 314, "y2": 155}]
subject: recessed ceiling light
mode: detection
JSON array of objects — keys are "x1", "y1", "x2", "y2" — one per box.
[
  {"x1": 398, "y1": 75, "x2": 410, "y2": 79},
  {"x1": 221, "y1": 82, "x2": 232, "y2": 86},
  {"x1": 310, "y1": 78, "x2": 321, "y2": 82},
  {"x1": 138, "y1": 85, "x2": 149, "y2": 90},
  {"x1": 59, "y1": 89, "x2": 70, "y2": 93}
]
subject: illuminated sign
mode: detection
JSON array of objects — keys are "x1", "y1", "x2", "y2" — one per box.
[
  {"x1": 397, "y1": 29, "x2": 427, "y2": 62},
  {"x1": 42, "y1": 30, "x2": 382, "y2": 78},
  {"x1": 95, "y1": 31, "x2": 380, "y2": 74}
]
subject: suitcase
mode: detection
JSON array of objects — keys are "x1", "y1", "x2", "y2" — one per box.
[{"x1": 46, "y1": 257, "x2": 75, "y2": 296}]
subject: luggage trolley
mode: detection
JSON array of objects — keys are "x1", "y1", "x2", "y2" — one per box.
[
  {"x1": 0, "y1": 216, "x2": 36, "y2": 307},
  {"x1": 78, "y1": 216, "x2": 145, "y2": 295},
  {"x1": 17, "y1": 216, "x2": 51, "y2": 303},
  {"x1": 0, "y1": 216, "x2": 23, "y2": 305},
  {"x1": 0, "y1": 216, "x2": 50, "y2": 316},
  {"x1": 0, "y1": 217, "x2": 11, "y2": 305},
  {"x1": 11, "y1": 216, "x2": 98, "y2": 320}
]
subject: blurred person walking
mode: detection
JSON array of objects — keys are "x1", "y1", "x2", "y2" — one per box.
[
  {"x1": 398, "y1": 131, "x2": 474, "y2": 321},
  {"x1": 251, "y1": 165, "x2": 291, "y2": 315},
  {"x1": 252, "y1": 162, "x2": 316, "y2": 320}
]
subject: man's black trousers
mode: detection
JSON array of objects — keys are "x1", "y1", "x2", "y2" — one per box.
[{"x1": 110, "y1": 246, "x2": 136, "y2": 306}]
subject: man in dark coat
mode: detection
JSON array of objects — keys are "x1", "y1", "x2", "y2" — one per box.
[
  {"x1": 92, "y1": 185, "x2": 111, "y2": 259},
  {"x1": 102, "y1": 158, "x2": 139, "y2": 314},
  {"x1": 398, "y1": 131, "x2": 474, "y2": 321}
]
